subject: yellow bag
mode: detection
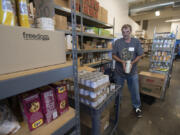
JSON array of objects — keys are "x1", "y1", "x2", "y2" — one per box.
[
  {"x1": 0, "y1": 0, "x2": 15, "y2": 26},
  {"x1": 17, "y1": 0, "x2": 29, "y2": 27}
]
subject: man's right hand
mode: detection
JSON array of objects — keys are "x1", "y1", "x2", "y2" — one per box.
[{"x1": 122, "y1": 61, "x2": 126, "y2": 72}]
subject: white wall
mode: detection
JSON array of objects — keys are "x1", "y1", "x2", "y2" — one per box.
[
  {"x1": 147, "y1": 19, "x2": 171, "y2": 39},
  {"x1": 171, "y1": 22, "x2": 180, "y2": 39},
  {"x1": 98, "y1": 0, "x2": 140, "y2": 37}
]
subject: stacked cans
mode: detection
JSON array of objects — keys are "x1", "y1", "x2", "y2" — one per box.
[
  {"x1": 36, "y1": 17, "x2": 55, "y2": 31},
  {"x1": 78, "y1": 71, "x2": 109, "y2": 88}
]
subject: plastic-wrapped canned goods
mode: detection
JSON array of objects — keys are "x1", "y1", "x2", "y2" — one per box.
[
  {"x1": 91, "y1": 101, "x2": 98, "y2": 108},
  {"x1": 90, "y1": 92, "x2": 97, "y2": 99}
]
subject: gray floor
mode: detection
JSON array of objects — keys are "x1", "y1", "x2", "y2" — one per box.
[{"x1": 117, "y1": 57, "x2": 180, "y2": 135}]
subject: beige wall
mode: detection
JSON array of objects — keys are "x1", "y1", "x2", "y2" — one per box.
[
  {"x1": 147, "y1": 19, "x2": 171, "y2": 39},
  {"x1": 98, "y1": 0, "x2": 140, "y2": 36}
]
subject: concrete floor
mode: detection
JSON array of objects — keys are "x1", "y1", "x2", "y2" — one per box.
[{"x1": 117, "y1": 57, "x2": 180, "y2": 135}]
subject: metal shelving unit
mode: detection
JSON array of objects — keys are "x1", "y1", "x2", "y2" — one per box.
[
  {"x1": 54, "y1": 1, "x2": 116, "y2": 135},
  {"x1": 0, "y1": 63, "x2": 73, "y2": 100},
  {"x1": 0, "y1": 1, "x2": 81, "y2": 135},
  {"x1": 69, "y1": 86, "x2": 121, "y2": 135},
  {"x1": 84, "y1": 59, "x2": 112, "y2": 67},
  {"x1": 55, "y1": 5, "x2": 113, "y2": 29},
  {"x1": 66, "y1": 49, "x2": 112, "y2": 54},
  {"x1": 149, "y1": 27, "x2": 178, "y2": 99},
  {"x1": 58, "y1": 30, "x2": 114, "y2": 40}
]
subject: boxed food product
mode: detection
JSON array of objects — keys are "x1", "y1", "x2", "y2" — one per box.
[
  {"x1": 139, "y1": 71, "x2": 166, "y2": 98},
  {"x1": 54, "y1": 0, "x2": 69, "y2": 8},
  {"x1": 55, "y1": 15, "x2": 67, "y2": 30},
  {"x1": 140, "y1": 84, "x2": 162, "y2": 99},
  {"x1": 139, "y1": 71, "x2": 165, "y2": 87},
  {"x1": 0, "y1": 0, "x2": 15, "y2": 26},
  {"x1": 51, "y1": 82, "x2": 69, "y2": 115},
  {"x1": 89, "y1": 7, "x2": 95, "y2": 17},
  {"x1": 80, "y1": 108, "x2": 110, "y2": 134},
  {"x1": 17, "y1": 0, "x2": 30, "y2": 27},
  {"x1": 98, "y1": 6, "x2": 102, "y2": 21},
  {"x1": 39, "y1": 86, "x2": 58, "y2": 123},
  {"x1": 94, "y1": 1, "x2": 99, "y2": 11},
  {"x1": 101, "y1": 7, "x2": 108, "y2": 23},
  {"x1": 20, "y1": 93, "x2": 44, "y2": 131},
  {"x1": 0, "y1": 24, "x2": 66, "y2": 75},
  {"x1": 83, "y1": 3, "x2": 89, "y2": 15}
]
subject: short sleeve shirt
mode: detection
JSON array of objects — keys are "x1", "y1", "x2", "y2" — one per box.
[{"x1": 112, "y1": 38, "x2": 143, "y2": 77}]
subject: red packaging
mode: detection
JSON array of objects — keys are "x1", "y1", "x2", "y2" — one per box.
[
  {"x1": 89, "y1": 8, "x2": 95, "y2": 17},
  {"x1": 94, "y1": 1, "x2": 99, "y2": 11},
  {"x1": 39, "y1": 86, "x2": 58, "y2": 124},
  {"x1": 83, "y1": 0, "x2": 88, "y2": 5},
  {"x1": 76, "y1": 3, "x2": 80, "y2": 11},
  {"x1": 90, "y1": 0, "x2": 95, "y2": 8},
  {"x1": 83, "y1": 4, "x2": 89, "y2": 15},
  {"x1": 94, "y1": 11, "x2": 98, "y2": 19},
  {"x1": 21, "y1": 93, "x2": 44, "y2": 131},
  {"x1": 51, "y1": 82, "x2": 69, "y2": 115}
]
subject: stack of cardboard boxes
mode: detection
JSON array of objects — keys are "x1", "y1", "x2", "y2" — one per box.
[
  {"x1": 98, "y1": 7, "x2": 108, "y2": 23},
  {"x1": 54, "y1": 0, "x2": 108, "y2": 24},
  {"x1": 82, "y1": 0, "x2": 99, "y2": 19},
  {"x1": 139, "y1": 71, "x2": 166, "y2": 99},
  {"x1": 54, "y1": 0, "x2": 80, "y2": 11}
]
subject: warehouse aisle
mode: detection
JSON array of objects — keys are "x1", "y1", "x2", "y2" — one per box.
[{"x1": 117, "y1": 58, "x2": 180, "y2": 135}]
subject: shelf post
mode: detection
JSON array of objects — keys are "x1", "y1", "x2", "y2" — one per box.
[{"x1": 71, "y1": 0, "x2": 81, "y2": 134}]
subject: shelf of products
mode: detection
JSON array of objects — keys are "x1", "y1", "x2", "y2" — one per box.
[
  {"x1": 150, "y1": 33, "x2": 176, "y2": 74},
  {"x1": 14, "y1": 107, "x2": 75, "y2": 135},
  {"x1": 69, "y1": 86, "x2": 121, "y2": 135},
  {"x1": 55, "y1": 5, "x2": 113, "y2": 29},
  {"x1": 66, "y1": 49, "x2": 112, "y2": 54},
  {"x1": 84, "y1": 59, "x2": 112, "y2": 67},
  {"x1": 0, "y1": 62, "x2": 73, "y2": 100}
]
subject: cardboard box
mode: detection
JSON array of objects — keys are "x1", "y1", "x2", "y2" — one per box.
[
  {"x1": 107, "y1": 42, "x2": 112, "y2": 49},
  {"x1": 68, "y1": 0, "x2": 80, "y2": 11},
  {"x1": 101, "y1": 7, "x2": 108, "y2": 23},
  {"x1": 139, "y1": 71, "x2": 166, "y2": 87},
  {"x1": 54, "y1": 0, "x2": 69, "y2": 8},
  {"x1": 140, "y1": 84, "x2": 162, "y2": 99},
  {"x1": 21, "y1": 93, "x2": 44, "y2": 131},
  {"x1": 55, "y1": 15, "x2": 68, "y2": 30},
  {"x1": 0, "y1": 25, "x2": 66, "y2": 75},
  {"x1": 89, "y1": 8, "x2": 95, "y2": 17},
  {"x1": 39, "y1": 86, "x2": 58, "y2": 124},
  {"x1": 90, "y1": 0, "x2": 95, "y2": 8},
  {"x1": 51, "y1": 82, "x2": 69, "y2": 115},
  {"x1": 98, "y1": 6, "x2": 102, "y2": 21},
  {"x1": 80, "y1": 108, "x2": 110, "y2": 134},
  {"x1": 94, "y1": 1, "x2": 99, "y2": 11},
  {"x1": 83, "y1": 4, "x2": 89, "y2": 15}
]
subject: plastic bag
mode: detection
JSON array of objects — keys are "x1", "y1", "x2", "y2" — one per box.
[
  {"x1": 0, "y1": 104, "x2": 21, "y2": 135},
  {"x1": 0, "y1": 0, "x2": 15, "y2": 26},
  {"x1": 17, "y1": 0, "x2": 29, "y2": 27}
]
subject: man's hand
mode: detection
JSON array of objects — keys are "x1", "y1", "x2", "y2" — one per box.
[{"x1": 122, "y1": 61, "x2": 126, "y2": 72}]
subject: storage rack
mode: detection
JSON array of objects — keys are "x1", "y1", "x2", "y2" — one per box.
[
  {"x1": 149, "y1": 27, "x2": 178, "y2": 99},
  {"x1": 55, "y1": 3, "x2": 114, "y2": 68},
  {"x1": 54, "y1": 0, "x2": 116, "y2": 134},
  {"x1": 0, "y1": 1, "x2": 80, "y2": 135},
  {"x1": 69, "y1": 86, "x2": 121, "y2": 135}
]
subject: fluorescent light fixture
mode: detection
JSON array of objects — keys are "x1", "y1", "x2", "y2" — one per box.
[
  {"x1": 165, "y1": 19, "x2": 180, "y2": 23},
  {"x1": 155, "y1": 11, "x2": 160, "y2": 16}
]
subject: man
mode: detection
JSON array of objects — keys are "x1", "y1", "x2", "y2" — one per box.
[{"x1": 112, "y1": 24, "x2": 143, "y2": 118}]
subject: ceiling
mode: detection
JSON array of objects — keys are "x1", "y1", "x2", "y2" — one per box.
[{"x1": 128, "y1": 0, "x2": 180, "y2": 22}]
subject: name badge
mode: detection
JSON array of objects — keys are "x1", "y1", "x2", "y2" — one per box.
[{"x1": 129, "y1": 47, "x2": 134, "y2": 51}]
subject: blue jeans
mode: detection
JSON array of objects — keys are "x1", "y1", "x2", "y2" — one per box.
[{"x1": 115, "y1": 74, "x2": 141, "y2": 109}]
